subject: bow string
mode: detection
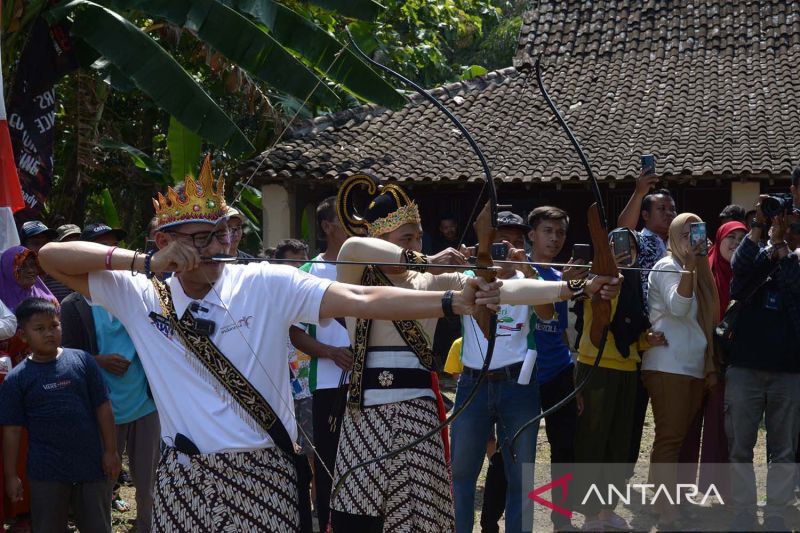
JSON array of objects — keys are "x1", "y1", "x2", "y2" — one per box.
[{"x1": 510, "y1": 58, "x2": 617, "y2": 456}]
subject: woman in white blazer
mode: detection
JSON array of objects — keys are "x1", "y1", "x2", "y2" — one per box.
[{"x1": 642, "y1": 212, "x2": 720, "y2": 528}]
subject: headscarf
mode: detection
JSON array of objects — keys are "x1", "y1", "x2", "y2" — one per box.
[
  {"x1": 709, "y1": 221, "x2": 748, "y2": 317},
  {"x1": 0, "y1": 246, "x2": 56, "y2": 311},
  {"x1": 667, "y1": 213, "x2": 721, "y2": 375}
]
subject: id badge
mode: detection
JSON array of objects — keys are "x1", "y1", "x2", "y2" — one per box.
[{"x1": 764, "y1": 291, "x2": 780, "y2": 311}]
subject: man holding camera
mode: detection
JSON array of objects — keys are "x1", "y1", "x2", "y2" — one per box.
[{"x1": 725, "y1": 184, "x2": 800, "y2": 532}]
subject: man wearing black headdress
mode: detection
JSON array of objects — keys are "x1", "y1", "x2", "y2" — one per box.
[{"x1": 329, "y1": 175, "x2": 622, "y2": 532}]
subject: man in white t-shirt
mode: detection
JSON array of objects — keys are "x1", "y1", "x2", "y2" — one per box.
[
  {"x1": 37, "y1": 157, "x2": 498, "y2": 533},
  {"x1": 451, "y1": 211, "x2": 552, "y2": 533}
]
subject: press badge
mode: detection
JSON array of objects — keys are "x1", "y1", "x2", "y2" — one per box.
[{"x1": 764, "y1": 291, "x2": 780, "y2": 311}]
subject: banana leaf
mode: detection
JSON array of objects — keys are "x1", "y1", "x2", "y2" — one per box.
[
  {"x1": 229, "y1": 0, "x2": 404, "y2": 108},
  {"x1": 107, "y1": 0, "x2": 339, "y2": 106},
  {"x1": 100, "y1": 188, "x2": 121, "y2": 229},
  {"x1": 167, "y1": 116, "x2": 203, "y2": 184},
  {"x1": 46, "y1": 1, "x2": 254, "y2": 154},
  {"x1": 98, "y1": 138, "x2": 167, "y2": 181},
  {"x1": 236, "y1": 182, "x2": 262, "y2": 210}
]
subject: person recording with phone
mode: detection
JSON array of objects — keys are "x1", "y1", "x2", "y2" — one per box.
[
  {"x1": 617, "y1": 155, "x2": 677, "y2": 310},
  {"x1": 450, "y1": 211, "x2": 556, "y2": 533},
  {"x1": 573, "y1": 228, "x2": 665, "y2": 532},
  {"x1": 723, "y1": 188, "x2": 800, "y2": 532},
  {"x1": 642, "y1": 213, "x2": 720, "y2": 529}
]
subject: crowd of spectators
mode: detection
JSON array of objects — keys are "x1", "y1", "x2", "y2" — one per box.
[{"x1": 1, "y1": 167, "x2": 799, "y2": 532}]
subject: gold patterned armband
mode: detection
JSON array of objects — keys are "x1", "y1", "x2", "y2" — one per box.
[
  {"x1": 402, "y1": 249, "x2": 429, "y2": 272},
  {"x1": 567, "y1": 277, "x2": 589, "y2": 300}
]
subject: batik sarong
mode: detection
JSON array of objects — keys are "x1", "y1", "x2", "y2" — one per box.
[
  {"x1": 153, "y1": 446, "x2": 298, "y2": 532},
  {"x1": 330, "y1": 397, "x2": 454, "y2": 532}
]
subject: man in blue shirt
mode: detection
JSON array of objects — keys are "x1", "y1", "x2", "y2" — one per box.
[
  {"x1": 60, "y1": 223, "x2": 160, "y2": 533},
  {"x1": 527, "y1": 206, "x2": 578, "y2": 531},
  {"x1": 0, "y1": 297, "x2": 119, "y2": 533}
]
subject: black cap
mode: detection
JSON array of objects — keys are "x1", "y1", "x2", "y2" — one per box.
[
  {"x1": 81, "y1": 223, "x2": 128, "y2": 242},
  {"x1": 19, "y1": 220, "x2": 58, "y2": 243},
  {"x1": 496, "y1": 211, "x2": 531, "y2": 232}
]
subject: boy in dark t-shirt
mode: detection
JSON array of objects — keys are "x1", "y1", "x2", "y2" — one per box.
[{"x1": 0, "y1": 298, "x2": 119, "y2": 533}]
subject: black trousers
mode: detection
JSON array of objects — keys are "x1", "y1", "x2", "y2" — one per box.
[
  {"x1": 312, "y1": 386, "x2": 347, "y2": 532},
  {"x1": 539, "y1": 364, "x2": 578, "y2": 527},
  {"x1": 331, "y1": 510, "x2": 383, "y2": 532},
  {"x1": 479, "y1": 451, "x2": 506, "y2": 533}
]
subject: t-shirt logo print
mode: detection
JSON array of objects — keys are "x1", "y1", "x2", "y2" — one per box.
[
  {"x1": 149, "y1": 312, "x2": 174, "y2": 339},
  {"x1": 221, "y1": 315, "x2": 254, "y2": 334}
]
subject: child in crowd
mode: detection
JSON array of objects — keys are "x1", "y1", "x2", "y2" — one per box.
[{"x1": 0, "y1": 297, "x2": 120, "y2": 533}]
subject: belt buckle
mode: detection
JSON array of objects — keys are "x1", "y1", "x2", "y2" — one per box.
[{"x1": 378, "y1": 370, "x2": 394, "y2": 387}]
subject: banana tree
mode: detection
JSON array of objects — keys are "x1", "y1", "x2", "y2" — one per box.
[{"x1": 3, "y1": 0, "x2": 404, "y2": 157}]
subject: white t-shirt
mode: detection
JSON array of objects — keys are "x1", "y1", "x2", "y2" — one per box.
[
  {"x1": 643, "y1": 256, "x2": 707, "y2": 379},
  {"x1": 88, "y1": 264, "x2": 331, "y2": 453},
  {"x1": 300, "y1": 258, "x2": 351, "y2": 390},
  {"x1": 461, "y1": 271, "x2": 532, "y2": 370}
]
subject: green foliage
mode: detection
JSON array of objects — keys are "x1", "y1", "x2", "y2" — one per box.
[
  {"x1": 351, "y1": 0, "x2": 520, "y2": 87},
  {"x1": 2, "y1": 0, "x2": 526, "y2": 244},
  {"x1": 460, "y1": 64, "x2": 488, "y2": 80},
  {"x1": 166, "y1": 116, "x2": 202, "y2": 184},
  {"x1": 47, "y1": 0, "x2": 254, "y2": 153}
]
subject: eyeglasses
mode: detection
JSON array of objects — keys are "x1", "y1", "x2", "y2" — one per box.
[{"x1": 168, "y1": 229, "x2": 232, "y2": 249}]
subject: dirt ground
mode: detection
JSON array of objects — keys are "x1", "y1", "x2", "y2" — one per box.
[{"x1": 102, "y1": 374, "x2": 770, "y2": 533}]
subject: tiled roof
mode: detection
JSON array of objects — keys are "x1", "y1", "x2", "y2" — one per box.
[{"x1": 247, "y1": 1, "x2": 800, "y2": 185}]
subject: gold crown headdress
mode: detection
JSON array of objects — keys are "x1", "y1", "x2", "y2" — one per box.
[
  {"x1": 152, "y1": 155, "x2": 228, "y2": 230},
  {"x1": 336, "y1": 174, "x2": 421, "y2": 238}
]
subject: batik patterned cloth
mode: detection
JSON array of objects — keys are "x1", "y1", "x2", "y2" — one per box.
[
  {"x1": 152, "y1": 446, "x2": 299, "y2": 532},
  {"x1": 331, "y1": 397, "x2": 454, "y2": 532}
]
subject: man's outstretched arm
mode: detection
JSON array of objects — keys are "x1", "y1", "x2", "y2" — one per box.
[
  {"x1": 319, "y1": 277, "x2": 499, "y2": 322},
  {"x1": 38, "y1": 242, "x2": 145, "y2": 297}
]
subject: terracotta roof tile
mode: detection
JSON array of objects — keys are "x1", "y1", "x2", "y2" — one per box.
[{"x1": 245, "y1": 1, "x2": 800, "y2": 185}]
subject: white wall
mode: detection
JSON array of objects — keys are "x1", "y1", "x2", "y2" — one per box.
[
  {"x1": 261, "y1": 183, "x2": 293, "y2": 248},
  {"x1": 731, "y1": 181, "x2": 761, "y2": 211}
]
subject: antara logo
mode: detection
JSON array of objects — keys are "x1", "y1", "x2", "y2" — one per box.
[
  {"x1": 528, "y1": 473, "x2": 724, "y2": 518},
  {"x1": 529, "y1": 473, "x2": 573, "y2": 519}
]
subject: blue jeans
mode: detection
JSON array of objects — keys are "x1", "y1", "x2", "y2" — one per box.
[{"x1": 451, "y1": 370, "x2": 541, "y2": 533}]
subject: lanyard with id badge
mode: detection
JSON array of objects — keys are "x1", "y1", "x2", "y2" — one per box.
[{"x1": 764, "y1": 289, "x2": 781, "y2": 312}]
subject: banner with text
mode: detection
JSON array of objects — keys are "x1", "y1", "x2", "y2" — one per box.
[{"x1": 8, "y1": 15, "x2": 78, "y2": 219}]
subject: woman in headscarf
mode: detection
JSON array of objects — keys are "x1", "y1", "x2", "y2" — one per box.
[
  {"x1": 690, "y1": 221, "x2": 747, "y2": 497},
  {"x1": 0, "y1": 246, "x2": 57, "y2": 532},
  {"x1": 643, "y1": 213, "x2": 720, "y2": 528}
]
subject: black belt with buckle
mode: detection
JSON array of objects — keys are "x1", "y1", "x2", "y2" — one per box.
[
  {"x1": 463, "y1": 361, "x2": 524, "y2": 382},
  {"x1": 363, "y1": 368, "x2": 433, "y2": 390}
]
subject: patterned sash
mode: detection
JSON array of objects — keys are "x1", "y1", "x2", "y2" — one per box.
[
  {"x1": 347, "y1": 266, "x2": 435, "y2": 410},
  {"x1": 151, "y1": 278, "x2": 294, "y2": 457}
]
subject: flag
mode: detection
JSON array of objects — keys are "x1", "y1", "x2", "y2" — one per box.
[
  {"x1": 0, "y1": 15, "x2": 24, "y2": 251},
  {"x1": 7, "y1": 14, "x2": 77, "y2": 218}
]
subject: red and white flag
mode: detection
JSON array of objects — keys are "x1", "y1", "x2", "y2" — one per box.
[{"x1": 0, "y1": 19, "x2": 24, "y2": 251}]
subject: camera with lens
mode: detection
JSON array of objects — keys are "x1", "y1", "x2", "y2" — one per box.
[{"x1": 761, "y1": 193, "x2": 795, "y2": 218}]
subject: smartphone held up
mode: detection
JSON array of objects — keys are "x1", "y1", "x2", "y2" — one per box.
[
  {"x1": 689, "y1": 222, "x2": 708, "y2": 257},
  {"x1": 641, "y1": 154, "x2": 656, "y2": 176}
]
